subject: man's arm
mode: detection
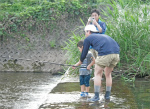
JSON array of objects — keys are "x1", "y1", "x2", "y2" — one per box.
[
  {"x1": 87, "y1": 56, "x2": 95, "y2": 70},
  {"x1": 100, "y1": 22, "x2": 106, "y2": 34},
  {"x1": 93, "y1": 20, "x2": 102, "y2": 33},
  {"x1": 80, "y1": 38, "x2": 91, "y2": 62}
]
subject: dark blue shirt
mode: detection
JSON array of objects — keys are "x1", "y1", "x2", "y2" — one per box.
[
  {"x1": 89, "y1": 19, "x2": 106, "y2": 49},
  {"x1": 80, "y1": 34, "x2": 120, "y2": 62},
  {"x1": 90, "y1": 19, "x2": 106, "y2": 34},
  {"x1": 97, "y1": 19, "x2": 106, "y2": 34}
]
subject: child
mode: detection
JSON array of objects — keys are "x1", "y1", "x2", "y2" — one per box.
[
  {"x1": 87, "y1": 9, "x2": 106, "y2": 34},
  {"x1": 72, "y1": 40, "x2": 95, "y2": 97}
]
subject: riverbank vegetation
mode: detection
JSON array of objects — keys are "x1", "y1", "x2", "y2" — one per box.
[
  {"x1": 0, "y1": 0, "x2": 150, "y2": 81},
  {"x1": 64, "y1": 0, "x2": 150, "y2": 81},
  {"x1": 0, "y1": 0, "x2": 92, "y2": 42},
  {"x1": 104, "y1": 0, "x2": 150, "y2": 81}
]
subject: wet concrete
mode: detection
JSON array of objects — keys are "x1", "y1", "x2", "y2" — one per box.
[
  {"x1": 0, "y1": 72, "x2": 61, "y2": 109},
  {"x1": 1, "y1": 72, "x2": 149, "y2": 109},
  {"x1": 39, "y1": 75, "x2": 143, "y2": 109}
]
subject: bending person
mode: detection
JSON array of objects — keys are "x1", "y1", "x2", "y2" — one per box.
[
  {"x1": 74, "y1": 25, "x2": 120, "y2": 102},
  {"x1": 87, "y1": 9, "x2": 106, "y2": 59}
]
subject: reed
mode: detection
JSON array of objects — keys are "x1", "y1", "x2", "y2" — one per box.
[
  {"x1": 100, "y1": 0, "x2": 150, "y2": 80},
  {"x1": 63, "y1": 32, "x2": 84, "y2": 65}
]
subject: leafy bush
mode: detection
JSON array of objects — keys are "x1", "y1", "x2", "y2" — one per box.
[
  {"x1": 101, "y1": 0, "x2": 150, "y2": 81},
  {"x1": 0, "y1": 0, "x2": 92, "y2": 40}
]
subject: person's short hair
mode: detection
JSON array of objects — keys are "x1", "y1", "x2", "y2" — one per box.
[
  {"x1": 77, "y1": 40, "x2": 84, "y2": 48},
  {"x1": 91, "y1": 9, "x2": 100, "y2": 16}
]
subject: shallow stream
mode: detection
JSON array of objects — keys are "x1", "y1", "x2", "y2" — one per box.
[
  {"x1": 0, "y1": 72, "x2": 61, "y2": 109},
  {"x1": 0, "y1": 72, "x2": 150, "y2": 109}
]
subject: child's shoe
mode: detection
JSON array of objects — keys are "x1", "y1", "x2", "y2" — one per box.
[
  {"x1": 80, "y1": 92, "x2": 85, "y2": 97},
  {"x1": 84, "y1": 92, "x2": 89, "y2": 97}
]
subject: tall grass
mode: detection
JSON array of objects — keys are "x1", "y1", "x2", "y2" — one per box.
[
  {"x1": 64, "y1": 0, "x2": 150, "y2": 81},
  {"x1": 63, "y1": 32, "x2": 84, "y2": 65},
  {"x1": 102, "y1": 0, "x2": 150, "y2": 80},
  {"x1": 63, "y1": 28, "x2": 86, "y2": 75}
]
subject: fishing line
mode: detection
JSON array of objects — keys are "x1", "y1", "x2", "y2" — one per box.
[
  {"x1": 1, "y1": 55, "x2": 87, "y2": 68},
  {"x1": 0, "y1": 55, "x2": 120, "y2": 73}
]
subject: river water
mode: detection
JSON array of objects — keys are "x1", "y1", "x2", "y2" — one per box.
[
  {"x1": 0, "y1": 72, "x2": 150, "y2": 109},
  {"x1": 0, "y1": 72, "x2": 61, "y2": 109}
]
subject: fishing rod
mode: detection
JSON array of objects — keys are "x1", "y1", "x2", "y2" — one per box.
[
  {"x1": 0, "y1": 55, "x2": 121, "y2": 73},
  {"x1": 0, "y1": 55, "x2": 84, "y2": 68},
  {"x1": 41, "y1": 61, "x2": 91, "y2": 69},
  {"x1": 41, "y1": 61, "x2": 74, "y2": 66},
  {"x1": 0, "y1": 55, "x2": 32, "y2": 61}
]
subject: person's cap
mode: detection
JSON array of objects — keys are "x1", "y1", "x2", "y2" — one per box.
[{"x1": 84, "y1": 25, "x2": 98, "y2": 32}]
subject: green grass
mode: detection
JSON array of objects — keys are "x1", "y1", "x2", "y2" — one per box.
[
  {"x1": 104, "y1": 0, "x2": 150, "y2": 78},
  {"x1": 0, "y1": 0, "x2": 92, "y2": 40},
  {"x1": 104, "y1": 0, "x2": 150, "y2": 80}
]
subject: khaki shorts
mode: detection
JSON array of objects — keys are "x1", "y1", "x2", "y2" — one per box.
[
  {"x1": 95, "y1": 54, "x2": 120, "y2": 68},
  {"x1": 90, "y1": 49, "x2": 98, "y2": 59}
]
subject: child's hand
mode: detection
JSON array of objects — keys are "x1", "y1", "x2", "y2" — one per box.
[
  {"x1": 87, "y1": 65, "x2": 91, "y2": 70},
  {"x1": 72, "y1": 61, "x2": 82, "y2": 69},
  {"x1": 72, "y1": 66, "x2": 76, "y2": 69}
]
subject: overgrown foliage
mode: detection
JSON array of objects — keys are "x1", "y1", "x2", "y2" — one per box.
[
  {"x1": 0, "y1": 0, "x2": 94, "y2": 41},
  {"x1": 103, "y1": 0, "x2": 150, "y2": 81}
]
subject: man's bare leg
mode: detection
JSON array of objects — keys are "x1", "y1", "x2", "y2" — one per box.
[
  {"x1": 104, "y1": 67, "x2": 113, "y2": 100},
  {"x1": 88, "y1": 64, "x2": 104, "y2": 102}
]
